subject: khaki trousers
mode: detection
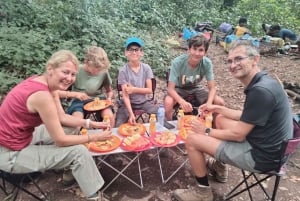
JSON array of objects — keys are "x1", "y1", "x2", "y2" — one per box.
[{"x1": 0, "y1": 125, "x2": 104, "y2": 197}]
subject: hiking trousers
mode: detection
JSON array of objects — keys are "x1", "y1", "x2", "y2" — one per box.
[{"x1": 0, "y1": 124, "x2": 104, "y2": 197}]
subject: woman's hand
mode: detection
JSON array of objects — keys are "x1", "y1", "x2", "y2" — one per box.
[
  {"x1": 90, "y1": 121, "x2": 111, "y2": 130},
  {"x1": 91, "y1": 130, "x2": 113, "y2": 142}
]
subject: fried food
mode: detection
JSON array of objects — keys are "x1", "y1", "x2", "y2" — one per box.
[{"x1": 154, "y1": 131, "x2": 176, "y2": 145}]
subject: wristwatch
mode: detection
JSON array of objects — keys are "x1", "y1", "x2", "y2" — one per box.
[{"x1": 205, "y1": 128, "x2": 211, "y2": 136}]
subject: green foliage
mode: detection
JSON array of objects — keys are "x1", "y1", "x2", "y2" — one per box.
[
  {"x1": 0, "y1": 0, "x2": 299, "y2": 94},
  {"x1": 0, "y1": 26, "x2": 50, "y2": 75}
]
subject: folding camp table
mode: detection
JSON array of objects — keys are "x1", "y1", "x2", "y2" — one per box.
[
  {"x1": 155, "y1": 121, "x2": 189, "y2": 184},
  {"x1": 89, "y1": 128, "x2": 147, "y2": 193}
]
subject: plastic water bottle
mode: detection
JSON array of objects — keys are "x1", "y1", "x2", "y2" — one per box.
[{"x1": 157, "y1": 105, "x2": 165, "y2": 127}]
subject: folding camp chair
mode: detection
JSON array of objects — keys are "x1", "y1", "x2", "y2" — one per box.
[
  {"x1": 117, "y1": 78, "x2": 157, "y2": 123},
  {"x1": 0, "y1": 170, "x2": 48, "y2": 201},
  {"x1": 224, "y1": 120, "x2": 300, "y2": 201}
]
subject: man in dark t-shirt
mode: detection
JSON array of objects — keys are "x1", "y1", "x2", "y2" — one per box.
[{"x1": 173, "y1": 40, "x2": 293, "y2": 201}]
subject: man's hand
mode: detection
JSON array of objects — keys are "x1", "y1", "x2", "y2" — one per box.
[
  {"x1": 190, "y1": 118, "x2": 206, "y2": 134},
  {"x1": 199, "y1": 103, "x2": 216, "y2": 114}
]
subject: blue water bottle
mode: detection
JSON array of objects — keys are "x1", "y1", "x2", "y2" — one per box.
[{"x1": 157, "y1": 105, "x2": 165, "y2": 126}]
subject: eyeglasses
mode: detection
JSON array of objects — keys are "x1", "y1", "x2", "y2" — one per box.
[
  {"x1": 226, "y1": 56, "x2": 250, "y2": 65},
  {"x1": 127, "y1": 48, "x2": 142, "y2": 53}
]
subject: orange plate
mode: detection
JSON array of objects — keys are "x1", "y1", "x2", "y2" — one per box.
[
  {"x1": 118, "y1": 123, "x2": 146, "y2": 136},
  {"x1": 150, "y1": 131, "x2": 179, "y2": 147},
  {"x1": 181, "y1": 115, "x2": 200, "y2": 127},
  {"x1": 120, "y1": 136, "x2": 152, "y2": 152},
  {"x1": 178, "y1": 127, "x2": 192, "y2": 141},
  {"x1": 83, "y1": 99, "x2": 112, "y2": 111},
  {"x1": 89, "y1": 135, "x2": 121, "y2": 153},
  {"x1": 178, "y1": 118, "x2": 206, "y2": 141}
]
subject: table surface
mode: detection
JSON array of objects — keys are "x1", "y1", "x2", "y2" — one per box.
[{"x1": 88, "y1": 121, "x2": 180, "y2": 156}]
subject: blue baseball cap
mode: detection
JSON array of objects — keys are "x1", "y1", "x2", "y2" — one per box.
[{"x1": 125, "y1": 37, "x2": 144, "y2": 49}]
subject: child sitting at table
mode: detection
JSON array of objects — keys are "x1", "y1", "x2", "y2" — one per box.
[
  {"x1": 115, "y1": 37, "x2": 158, "y2": 126},
  {"x1": 63, "y1": 46, "x2": 115, "y2": 128}
]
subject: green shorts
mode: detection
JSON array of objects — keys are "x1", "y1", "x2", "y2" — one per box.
[{"x1": 215, "y1": 140, "x2": 260, "y2": 173}]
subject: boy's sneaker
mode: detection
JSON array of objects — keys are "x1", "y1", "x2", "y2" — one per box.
[
  {"x1": 62, "y1": 169, "x2": 76, "y2": 186},
  {"x1": 206, "y1": 157, "x2": 228, "y2": 183},
  {"x1": 173, "y1": 185, "x2": 213, "y2": 201}
]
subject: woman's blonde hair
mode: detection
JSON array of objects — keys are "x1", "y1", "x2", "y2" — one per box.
[
  {"x1": 46, "y1": 50, "x2": 79, "y2": 70},
  {"x1": 84, "y1": 46, "x2": 110, "y2": 69}
]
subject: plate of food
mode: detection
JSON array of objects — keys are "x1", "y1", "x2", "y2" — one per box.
[
  {"x1": 181, "y1": 115, "x2": 200, "y2": 128},
  {"x1": 120, "y1": 134, "x2": 152, "y2": 152},
  {"x1": 118, "y1": 123, "x2": 146, "y2": 136},
  {"x1": 89, "y1": 135, "x2": 121, "y2": 153},
  {"x1": 150, "y1": 131, "x2": 179, "y2": 147},
  {"x1": 83, "y1": 97, "x2": 112, "y2": 111},
  {"x1": 178, "y1": 117, "x2": 206, "y2": 141}
]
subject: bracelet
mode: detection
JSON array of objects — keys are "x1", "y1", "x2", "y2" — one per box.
[
  {"x1": 85, "y1": 119, "x2": 90, "y2": 128},
  {"x1": 87, "y1": 134, "x2": 90, "y2": 143}
]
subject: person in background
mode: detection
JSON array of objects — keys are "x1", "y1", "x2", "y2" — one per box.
[
  {"x1": 172, "y1": 40, "x2": 293, "y2": 201},
  {"x1": 63, "y1": 46, "x2": 115, "y2": 128},
  {"x1": 164, "y1": 35, "x2": 224, "y2": 121},
  {"x1": 0, "y1": 50, "x2": 111, "y2": 200},
  {"x1": 266, "y1": 24, "x2": 297, "y2": 42},
  {"x1": 233, "y1": 17, "x2": 251, "y2": 37},
  {"x1": 115, "y1": 37, "x2": 158, "y2": 126}
]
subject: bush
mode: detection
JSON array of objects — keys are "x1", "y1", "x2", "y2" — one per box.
[{"x1": 0, "y1": 0, "x2": 299, "y2": 94}]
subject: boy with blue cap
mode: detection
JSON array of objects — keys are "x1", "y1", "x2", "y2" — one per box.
[{"x1": 115, "y1": 37, "x2": 158, "y2": 126}]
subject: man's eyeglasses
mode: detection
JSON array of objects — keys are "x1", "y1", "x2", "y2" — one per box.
[
  {"x1": 226, "y1": 56, "x2": 250, "y2": 65},
  {"x1": 127, "y1": 48, "x2": 142, "y2": 53}
]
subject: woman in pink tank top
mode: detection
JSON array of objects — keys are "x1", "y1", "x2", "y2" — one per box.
[{"x1": 0, "y1": 50, "x2": 111, "y2": 199}]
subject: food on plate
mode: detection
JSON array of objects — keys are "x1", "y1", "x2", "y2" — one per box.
[
  {"x1": 89, "y1": 135, "x2": 121, "y2": 152},
  {"x1": 122, "y1": 134, "x2": 150, "y2": 150},
  {"x1": 182, "y1": 115, "x2": 198, "y2": 127},
  {"x1": 93, "y1": 97, "x2": 105, "y2": 107},
  {"x1": 154, "y1": 131, "x2": 177, "y2": 145},
  {"x1": 118, "y1": 123, "x2": 146, "y2": 136},
  {"x1": 83, "y1": 98, "x2": 111, "y2": 111}
]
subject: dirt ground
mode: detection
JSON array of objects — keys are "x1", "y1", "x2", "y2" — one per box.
[{"x1": 1, "y1": 43, "x2": 300, "y2": 201}]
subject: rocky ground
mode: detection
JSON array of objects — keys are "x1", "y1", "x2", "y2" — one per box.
[{"x1": 1, "y1": 42, "x2": 300, "y2": 201}]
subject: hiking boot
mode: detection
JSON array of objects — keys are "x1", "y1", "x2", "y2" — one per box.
[
  {"x1": 87, "y1": 192, "x2": 99, "y2": 200},
  {"x1": 206, "y1": 157, "x2": 228, "y2": 183},
  {"x1": 173, "y1": 185, "x2": 213, "y2": 201},
  {"x1": 62, "y1": 169, "x2": 76, "y2": 186},
  {"x1": 87, "y1": 192, "x2": 109, "y2": 201}
]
